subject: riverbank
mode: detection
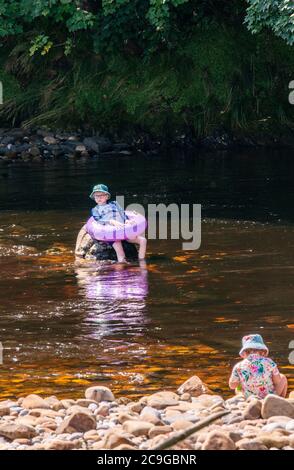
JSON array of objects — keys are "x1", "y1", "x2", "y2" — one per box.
[
  {"x1": 0, "y1": 376, "x2": 293, "y2": 450},
  {"x1": 1, "y1": 127, "x2": 294, "y2": 166}
]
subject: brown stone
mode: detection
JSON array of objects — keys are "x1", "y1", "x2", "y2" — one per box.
[
  {"x1": 171, "y1": 419, "x2": 193, "y2": 431},
  {"x1": 85, "y1": 386, "x2": 114, "y2": 403},
  {"x1": 65, "y1": 405, "x2": 93, "y2": 416},
  {"x1": 75, "y1": 145, "x2": 87, "y2": 153},
  {"x1": 90, "y1": 441, "x2": 104, "y2": 450},
  {"x1": 14, "y1": 438, "x2": 32, "y2": 445},
  {"x1": 148, "y1": 425, "x2": 173, "y2": 439},
  {"x1": 236, "y1": 438, "x2": 268, "y2": 450},
  {"x1": 117, "y1": 412, "x2": 140, "y2": 424},
  {"x1": 22, "y1": 394, "x2": 50, "y2": 410},
  {"x1": 165, "y1": 402, "x2": 193, "y2": 413},
  {"x1": 101, "y1": 429, "x2": 134, "y2": 449},
  {"x1": 44, "y1": 439, "x2": 80, "y2": 450},
  {"x1": 35, "y1": 418, "x2": 57, "y2": 430},
  {"x1": 43, "y1": 395, "x2": 60, "y2": 405},
  {"x1": 44, "y1": 396, "x2": 64, "y2": 411},
  {"x1": 114, "y1": 444, "x2": 137, "y2": 450},
  {"x1": 243, "y1": 399, "x2": 262, "y2": 420},
  {"x1": 177, "y1": 375, "x2": 211, "y2": 397},
  {"x1": 0, "y1": 423, "x2": 37, "y2": 440},
  {"x1": 0, "y1": 400, "x2": 17, "y2": 408},
  {"x1": 127, "y1": 402, "x2": 144, "y2": 413},
  {"x1": 76, "y1": 399, "x2": 98, "y2": 408},
  {"x1": 202, "y1": 430, "x2": 236, "y2": 450},
  {"x1": 44, "y1": 136, "x2": 57, "y2": 145},
  {"x1": 15, "y1": 416, "x2": 38, "y2": 427},
  {"x1": 29, "y1": 146, "x2": 40, "y2": 157},
  {"x1": 146, "y1": 391, "x2": 179, "y2": 409},
  {"x1": 257, "y1": 432, "x2": 290, "y2": 449},
  {"x1": 122, "y1": 420, "x2": 154, "y2": 437},
  {"x1": 95, "y1": 403, "x2": 110, "y2": 417},
  {"x1": 138, "y1": 396, "x2": 148, "y2": 406},
  {"x1": 0, "y1": 405, "x2": 10, "y2": 417},
  {"x1": 140, "y1": 412, "x2": 162, "y2": 426},
  {"x1": 164, "y1": 409, "x2": 182, "y2": 419},
  {"x1": 28, "y1": 408, "x2": 60, "y2": 418},
  {"x1": 56, "y1": 411, "x2": 96, "y2": 434},
  {"x1": 60, "y1": 399, "x2": 76, "y2": 409},
  {"x1": 181, "y1": 393, "x2": 191, "y2": 401},
  {"x1": 116, "y1": 397, "x2": 132, "y2": 405},
  {"x1": 51, "y1": 402, "x2": 65, "y2": 412},
  {"x1": 261, "y1": 395, "x2": 294, "y2": 419},
  {"x1": 267, "y1": 416, "x2": 292, "y2": 423},
  {"x1": 228, "y1": 431, "x2": 243, "y2": 443},
  {"x1": 144, "y1": 434, "x2": 168, "y2": 449},
  {"x1": 84, "y1": 430, "x2": 101, "y2": 442},
  {"x1": 193, "y1": 394, "x2": 224, "y2": 409}
]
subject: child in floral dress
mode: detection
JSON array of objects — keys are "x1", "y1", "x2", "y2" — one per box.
[{"x1": 229, "y1": 334, "x2": 288, "y2": 399}]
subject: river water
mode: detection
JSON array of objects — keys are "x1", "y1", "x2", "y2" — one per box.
[{"x1": 0, "y1": 148, "x2": 293, "y2": 399}]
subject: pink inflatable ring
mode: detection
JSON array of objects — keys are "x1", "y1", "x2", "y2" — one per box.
[{"x1": 86, "y1": 211, "x2": 147, "y2": 242}]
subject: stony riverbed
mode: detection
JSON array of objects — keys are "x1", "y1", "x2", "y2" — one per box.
[
  {"x1": 1, "y1": 127, "x2": 292, "y2": 167},
  {"x1": 0, "y1": 376, "x2": 294, "y2": 450}
]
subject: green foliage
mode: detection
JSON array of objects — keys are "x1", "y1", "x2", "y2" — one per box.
[
  {"x1": 245, "y1": 0, "x2": 294, "y2": 45},
  {"x1": 29, "y1": 35, "x2": 53, "y2": 56},
  {"x1": 1, "y1": 24, "x2": 292, "y2": 136},
  {"x1": 0, "y1": 1, "x2": 293, "y2": 61},
  {"x1": 0, "y1": 1, "x2": 293, "y2": 136},
  {"x1": 147, "y1": 0, "x2": 189, "y2": 31},
  {"x1": 0, "y1": 57, "x2": 21, "y2": 101}
]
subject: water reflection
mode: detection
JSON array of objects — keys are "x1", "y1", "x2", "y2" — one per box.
[
  {"x1": 75, "y1": 262, "x2": 149, "y2": 338},
  {"x1": 1, "y1": 150, "x2": 294, "y2": 398}
]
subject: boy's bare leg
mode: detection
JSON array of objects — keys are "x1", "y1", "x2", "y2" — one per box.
[
  {"x1": 113, "y1": 241, "x2": 126, "y2": 262},
  {"x1": 127, "y1": 236, "x2": 147, "y2": 259}
]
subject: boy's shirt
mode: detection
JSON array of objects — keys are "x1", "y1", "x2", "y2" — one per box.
[
  {"x1": 92, "y1": 201, "x2": 129, "y2": 225},
  {"x1": 230, "y1": 353, "x2": 279, "y2": 399}
]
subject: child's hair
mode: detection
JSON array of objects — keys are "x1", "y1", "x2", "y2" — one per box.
[{"x1": 243, "y1": 348, "x2": 267, "y2": 356}]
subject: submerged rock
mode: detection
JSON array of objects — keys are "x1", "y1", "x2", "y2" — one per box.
[{"x1": 75, "y1": 225, "x2": 138, "y2": 261}]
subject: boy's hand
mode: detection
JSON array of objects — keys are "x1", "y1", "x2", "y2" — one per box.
[
  {"x1": 110, "y1": 219, "x2": 124, "y2": 228},
  {"x1": 125, "y1": 219, "x2": 136, "y2": 226}
]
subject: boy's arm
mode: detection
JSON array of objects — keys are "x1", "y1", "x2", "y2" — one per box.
[
  {"x1": 113, "y1": 201, "x2": 129, "y2": 221},
  {"x1": 272, "y1": 365, "x2": 282, "y2": 387},
  {"x1": 108, "y1": 219, "x2": 124, "y2": 227},
  {"x1": 229, "y1": 365, "x2": 240, "y2": 390},
  {"x1": 91, "y1": 207, "x2": 106, "y2": 225}
]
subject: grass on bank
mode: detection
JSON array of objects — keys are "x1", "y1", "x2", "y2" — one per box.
[{"x1": 0, "y1": 25, "x2": 293, "y2": 138}]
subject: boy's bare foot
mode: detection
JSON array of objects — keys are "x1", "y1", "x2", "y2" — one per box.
[
  {"x1": 139, "y1": 259, "x2": 147, "y2": 268},
  {"x1": 116, "y1": 258, "x2": 129, "y2": 264}
]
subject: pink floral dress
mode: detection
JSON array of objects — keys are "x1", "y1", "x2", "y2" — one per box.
[{"x1": 230, "y1": 353, "x2": 279, "y2": 399}]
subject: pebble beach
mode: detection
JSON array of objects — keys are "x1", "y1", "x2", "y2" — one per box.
[{"x1": 0, "y1": 376, "x2": 294, "y2": 451}]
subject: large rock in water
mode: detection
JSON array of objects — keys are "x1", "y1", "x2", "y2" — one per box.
[{"x1": 75, "y1": 225, "x2": 138, "y2": 261}]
